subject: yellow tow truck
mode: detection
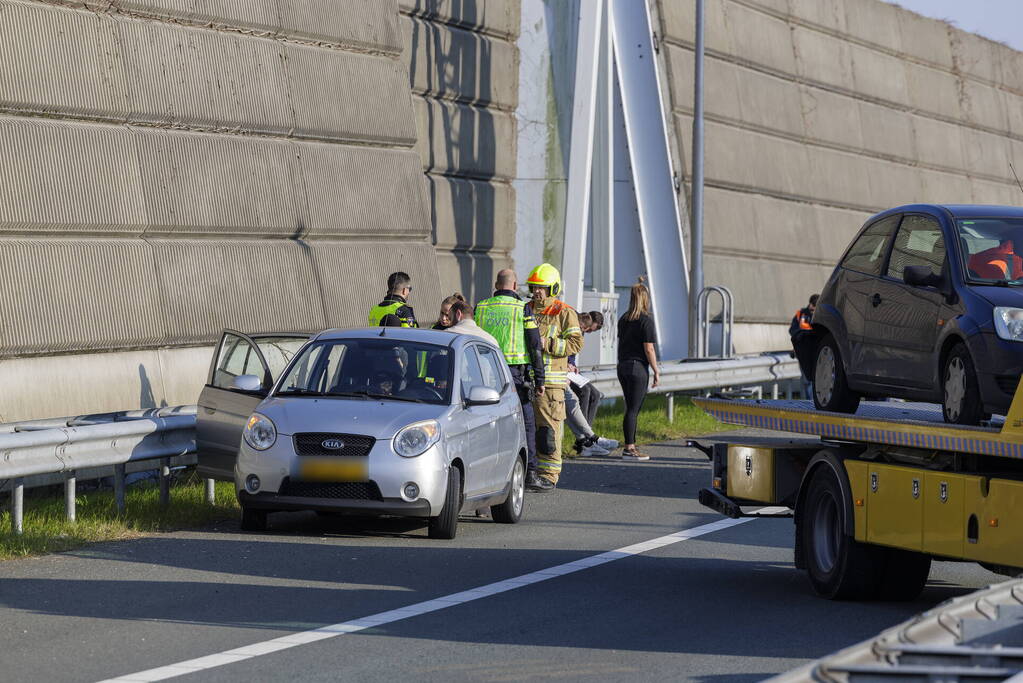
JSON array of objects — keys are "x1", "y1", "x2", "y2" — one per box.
[{"x1": 690, "y1": 387, "x2": 1023, "y2": 600}]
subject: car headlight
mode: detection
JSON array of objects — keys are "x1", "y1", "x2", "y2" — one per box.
[
  {"x1": 994, "y1": 307, "x2": 1023, "y2": 342},
  {"x1": 243, "y1": 413, "x2": 277, "y2": 451},
  {"x1": 393, "y1": 420, "x2": 441, "y2": 458}
]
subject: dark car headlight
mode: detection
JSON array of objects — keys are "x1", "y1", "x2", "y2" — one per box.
[{"x1": 994, "y1": 307, "x2": 1023, "y2": 342}]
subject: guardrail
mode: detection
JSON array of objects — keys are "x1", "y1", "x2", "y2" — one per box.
[{"x1": 0, "y1": 353, "x2": 801, "y2": 534}]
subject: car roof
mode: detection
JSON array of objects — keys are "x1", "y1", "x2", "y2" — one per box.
[
  {"x1": 311, "y1": 326, "x2": 464, "y2": 346},
  {"x1": 875, "y1": 204, "x2": 1023, "y2": 220}
]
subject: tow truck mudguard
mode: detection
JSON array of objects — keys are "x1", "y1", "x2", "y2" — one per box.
[{"x1": 793, "y1": 449, "x2": 857, "y2": 570}]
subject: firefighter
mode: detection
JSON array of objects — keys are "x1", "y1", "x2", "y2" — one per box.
[
  {"x1": 524, "y1": 263, "x2": 583, "y2": 491},
  {"x1": 476, "y1": 269, "x2": 547, "y2": 489},
  {"x1": 789, "y1": 293, "x2": 819, "y2": 398},
  {"x1": 369, "y1": 272, "x2": 418, "y2": 327}
]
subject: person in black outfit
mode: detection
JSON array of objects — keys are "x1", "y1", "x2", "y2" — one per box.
[
  {"x1": 432, "y1": 293, "x2": 466, "y2": 330},
  {"x1": 616, "y1": 278, "x2": 659, "y2": 461},
  {"x1": 789, "y1": 293, "x2": 819, "y2": 398}
]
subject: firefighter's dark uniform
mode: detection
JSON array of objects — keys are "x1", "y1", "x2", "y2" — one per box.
[{"x1": 789, "y1": 307, "x2": 816, "y2": 387}]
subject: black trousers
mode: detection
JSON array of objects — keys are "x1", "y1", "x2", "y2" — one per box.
[
  {"x1": 616, "y1": 359, "x2": 649, "y2": 445},
  {"x1": 509, "y1": 364, "x2": 538, "y2": 472},
  {"x1": 571, "y1": 383, "x2": 602, "y2": 427}
]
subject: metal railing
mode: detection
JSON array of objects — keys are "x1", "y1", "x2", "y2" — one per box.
[
  {"x1": 695, "y1": 285, "x2": 734, "y2": 359},
  {"x1": 0, "y1": 354, "x2": 800, "y2": 534}
]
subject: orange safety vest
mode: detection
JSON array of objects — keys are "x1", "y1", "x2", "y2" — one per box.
[{"x1": 795, "y1": 309, "x2": 812, "y2": 331}]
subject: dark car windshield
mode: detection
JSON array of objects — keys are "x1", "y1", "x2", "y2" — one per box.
[
  {"x1": 276, "y1": 339, "x2": 452, "y2": 404},
  {"x1": 958, "y1": 218, "x2": 1023, "y2": 286}
]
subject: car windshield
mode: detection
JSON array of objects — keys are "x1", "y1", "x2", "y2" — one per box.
[
  {"x1": 958, "y1": 218, "x2": 1023, "y2": 286},
  {"x1": 275, "y1": 338, "x2": 452, "y2": 404}
]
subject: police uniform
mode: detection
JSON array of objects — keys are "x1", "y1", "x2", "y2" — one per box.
[
  {"x1": 476, "y1": 289, "x2": 546, "y2": 475},
  {"x1": 369, "y1": 294, "x2": 418, "y2": 328},
  {"x1": 532, "y1": 295, "x2": 583, "y2": 485}
]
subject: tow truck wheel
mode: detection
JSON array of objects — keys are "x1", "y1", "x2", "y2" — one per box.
[
  {"x1": 877, "y1": 549, "x2": 931, "y2": 601},
  {"x1": 800, "y1": 467, "x2": 882, "y2": 600},
  {"x1": 813, "y1": 335, "x2": 860, "y2": 414},
  {"x1": 942, "y1": 344, "x2": 987, "y2": 426}
]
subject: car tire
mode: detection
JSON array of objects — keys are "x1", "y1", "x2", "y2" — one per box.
[
  {"x1": 428, "y1": 466, "x2": 461, "y2": 540},
  {"x1": 942, "y1": 344, "x2": 988, "y2": 425},
  {"x1": 240, "y1": 507, "x2": 268, "y2": 532},
  {"x1": 813, "y1": 334, "x2": 861, "y2": 414},
  {"x1": 876, "y1": 548, "x2": 931, "y2": 601},
  {"x1": 491, "y1": 456, "x2": 525, "y2": 524},
  {"x1": 800, "y1": 467, "x2": 883, "y2": 600}
]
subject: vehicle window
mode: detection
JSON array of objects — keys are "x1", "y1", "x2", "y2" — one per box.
[
  {"x1": 957, "y1": 217, "x2": 1023, "y2": 284},
  {"x1": 212, "y1": 334, "x2": 266, "y2": 389},
  {"x1": 886, "y1": 215, "x2": 945, "y2": 280},
  {"x1": 276, "y1": 338, "x2": 451, "y2": 404},
  {"x1": 841, "y1": 215, "x2": 899, "y2": 276},
  {"x1": 255, "y1": 337, "x2": 307, "y2": 381},
  {"x1": 475, "y1": 345, "x2": 506, "y2": 393},
  {"x1": 459, "y1": 346, "x2": 486, "y2": 399}
]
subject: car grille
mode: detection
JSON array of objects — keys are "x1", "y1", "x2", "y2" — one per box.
[
  {"x1": 996, "y1": 375, "x2": 1021, "y2": 395},
  {"x1": 293, "y1": 432, "x2": 375, "y2": 457},
  {"x1": 278, "y1": 479, "x2": 383, "y2": 501}
]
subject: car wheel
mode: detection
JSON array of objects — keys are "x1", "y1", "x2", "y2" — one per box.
[
  {"x1": 813, "y1": 334, "x2": 861, "y2": 413},
  {"x1": 800, "y1": 467, "x2": 883, "y2": 600},
  {"x1": 240, "y1": 506, "x2": 268, "y2": 532},
  {"x1": 428, "y1": 465, "x2": 461, "y2": 539},
  {"x1": 942, "y1": 344, "x2": 987, "y2": 425},
  {"x1": 491, "y1": 456, "x2": 525, "y2": 524}
]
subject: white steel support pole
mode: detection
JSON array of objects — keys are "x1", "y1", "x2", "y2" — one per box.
[
  {"x1": 561, "y1": 0, "x2": 604, "y2": 309},
  {"x1": 590, "y1": 1, "x2": 614, "y2": 295},
  {"x1": 689, "y1": 0, "x2": 706, "y2": 356}
]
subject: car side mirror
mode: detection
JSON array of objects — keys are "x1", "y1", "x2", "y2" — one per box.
[
  {"x1": 903, "y1": 265, "x2": 942, "y2": 288},
  {"x1": 232, "y1": 374, "x2": 264, "y2": 392},
  {"x1": 465, "y1": 386, "x2": 500, "y2": 406}
]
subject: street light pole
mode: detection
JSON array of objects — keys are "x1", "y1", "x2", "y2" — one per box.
[{"x1": 689, "y1": 0, "x2": 706, "y2": 358}]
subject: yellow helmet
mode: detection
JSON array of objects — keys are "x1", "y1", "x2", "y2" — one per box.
[{"x1": 526, "y1": 263, "x2": 562, "y2": 296}]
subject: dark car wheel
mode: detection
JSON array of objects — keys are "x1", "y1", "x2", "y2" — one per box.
[
  {"x1": 428, "y1": 465, "x2": 462, "y2": 539},
  {"x1": 491, "y1": 456, "x2": 525, "y2": 524},
  {"x1": 813, "y1": 334, "x2": 861, "y2": 414},
  {"x1": 942, "y1": 344, "x2": 988, "y2": 425}
]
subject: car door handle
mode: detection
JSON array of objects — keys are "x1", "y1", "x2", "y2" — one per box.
[
  {"x1": 203, "y1": 403, "x2": 217, "y2": 413},
  {"x1": 871, "y1": 293, "x2": 882, "y2": 307}
]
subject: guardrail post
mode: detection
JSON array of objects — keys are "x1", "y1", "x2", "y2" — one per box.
[
  {"x1": 113, "y1": 464, "x2": 126, "y2": 513},
  {"x1": 65, "y1": 472, "x2": 76, "y2": 522},
  {"x1": 771, "y1": 383, "x2": 779, "y2": 400},
  {"x1": 205, "y1": 478, "x2": 215, "y2": 505},
  {"x1": 666, "y1": 392, "x2": 675, "y2": 423},
  {"x1": 159, "y1": 458, "x2": 171, "y2": 506},
  {"x1": 12, "y1": 478, "x2": 24, "y2": 535}
]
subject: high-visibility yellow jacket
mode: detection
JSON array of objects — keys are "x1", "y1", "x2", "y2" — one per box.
[{"x1": 533, "y1": 296, "x2": 583, "y2": 388}]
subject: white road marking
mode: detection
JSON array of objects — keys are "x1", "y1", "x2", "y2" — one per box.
[{"x1": 101, "y1": 508, "x2": 787, "y2": 682}]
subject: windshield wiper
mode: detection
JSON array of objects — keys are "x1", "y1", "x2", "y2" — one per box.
[
  {"x1": 357, "y1": 392, "x2": 428, "y2": 403},
  {"x1": 277, "y1": 388, "x2": 326, "y2": 397},
  {"x1": 323, "y1": 391, "x2": 372, "y2": 400}
]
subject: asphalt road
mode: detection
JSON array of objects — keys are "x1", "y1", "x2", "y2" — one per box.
[{"x1": 0, "y1": 435, "x2": 1000, "y2": 682}]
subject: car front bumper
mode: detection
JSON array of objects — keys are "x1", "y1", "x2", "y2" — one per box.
[
  {"x1": 237, "y1": 490, "x2": 432, "y2": 516},
  {"x1": 969, "y1": 331, "x2": 1023, "y2": 414}
]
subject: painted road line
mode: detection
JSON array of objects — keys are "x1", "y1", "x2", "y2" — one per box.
[{"x1": 101, "y1": 508, "x2": 788, "y2": 682}]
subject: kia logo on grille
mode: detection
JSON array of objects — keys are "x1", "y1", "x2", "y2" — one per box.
[{"x1": 321, "y1": 439, "x2": 345, "y2": 450}]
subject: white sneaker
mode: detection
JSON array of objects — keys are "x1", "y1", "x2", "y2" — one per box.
[
  {"x1": 580, "y1": 443, "x2": 611, "y2": 457},
  {"x1": 596, "y1": 437, "x2": 619, "y2": 450}
]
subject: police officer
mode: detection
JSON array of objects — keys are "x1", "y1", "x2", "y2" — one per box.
[
  {"x1": 524, "y1": 263, "x2": 583, "y2": 491},
  {"x1": 369, "y1": 272, "x2": 418, "y2": 327},
  {"x1": 476, "y1": 269, "x2": 547, "y2": 489}
]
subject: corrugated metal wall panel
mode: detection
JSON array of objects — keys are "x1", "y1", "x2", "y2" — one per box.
[
  {"x1": 286, "y1": 44, "x2": 417, "y2": 145},
  {"x1": 133, "y1": 128, "x2": 304, "y2": 236},
  {"x1": 149, "y1": 239, "x2": 326, "y2": 343},
  {"x1": 299, "y1": 143, "x2": 431, "y2": 239},
  {"x1": 0, "y1": 116, "x2": 146, "y2": 234},
  {"x1": 277, "y1": 0, "x2": 403, "y2": 54},
  {"x1": 435, "y1": 250, "x2": 499, "y2": 304},
  {"x1": 429, "y1": 176, "x2": 514, "y2": 252},
  {"x1": 311, "y1": 240, "x2": 441, "y2": 328},
  {"x1": 0, "y1": 0, "x2": 130, "y2": 122},
  {"x1": 0, "y1": 238, "x2": 165, "y2": 355},
  {"x1": 401, "y1": 15, "x2": 518, "y2": 111},
  {"x1": 399, "y1": 0, "x2": 520, "y2": 41},
  {"x1": 117, "y1": 17, "x2": 294, "y2": 135},
  {"x1": 413, "y1": 97, "x2": 516, "y2": 180},
  {"x1": 114, "y1": 0, "x2": 283, "y2": 37}
]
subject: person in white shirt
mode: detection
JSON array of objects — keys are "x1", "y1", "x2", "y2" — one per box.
[{"x1": 448, "y1": 301, "x2": 501, "y2": 347}]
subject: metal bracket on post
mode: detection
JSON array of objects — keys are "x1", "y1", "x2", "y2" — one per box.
[{"x1": 696, "y1": 286, "x2": 734, "y2": 359}]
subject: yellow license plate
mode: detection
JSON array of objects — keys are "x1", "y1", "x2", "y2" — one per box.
[{"x1": 297, "y1": 457, "x2": 368, "y2": 482}]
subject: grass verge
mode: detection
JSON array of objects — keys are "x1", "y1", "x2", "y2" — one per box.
[
  {"x1": 0, "y1": 473, "x2": 239, "y2": 560},
  {"x1": 564, "y1": 393, "x2": 732, "y2": 456}
]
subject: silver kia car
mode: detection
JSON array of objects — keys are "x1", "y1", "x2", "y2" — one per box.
[{"x1": 196, "y1": 327, "x2": 527, "y2": 539}]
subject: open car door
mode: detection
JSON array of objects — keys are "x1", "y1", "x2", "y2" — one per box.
[{"x1": 196, "y1": 330, "x2": 310, "y2": 480}]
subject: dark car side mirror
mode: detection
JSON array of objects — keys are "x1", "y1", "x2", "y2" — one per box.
[{"x1": 903, "y1": 265, "x2": 942, "y2": 288}]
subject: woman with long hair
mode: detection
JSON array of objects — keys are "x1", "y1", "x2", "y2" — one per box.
[
  {"x1": 432, "y1": 293, "x2": 466, "y2": 329},
  {"x1": 616, "y1": 277, "x2": 660, "y2": 460}
]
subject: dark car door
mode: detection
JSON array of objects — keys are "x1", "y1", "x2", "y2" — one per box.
[
  {"x1": 196, "y1": 330, "x2": 309, "y2": 480},
  {"x1": 864, "y1": 215, "x2": 947, "y2": 386},
  {"x1": 831, "y1": 215, "x2": 901, "y2": 375}
]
